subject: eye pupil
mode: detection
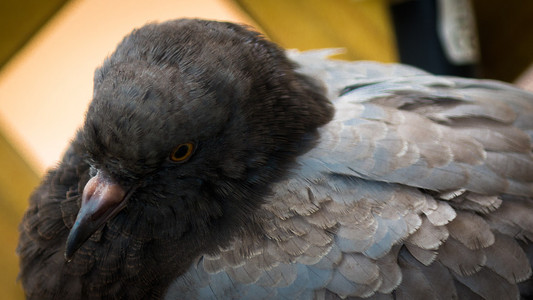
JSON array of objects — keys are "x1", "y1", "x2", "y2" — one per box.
[
  {"x1": 174, "y1": 145, "x2": 188, "y2": 158},
  {"x1": 170, "y1": 142, "x2": 194, "y2": 162}
]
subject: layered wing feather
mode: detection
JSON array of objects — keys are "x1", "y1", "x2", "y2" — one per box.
[{"x1": 165, "y1": 50, "x2": 533, "y2": 299}]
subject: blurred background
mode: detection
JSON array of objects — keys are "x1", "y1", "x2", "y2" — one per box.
[{"x1": 1, "y1": 0, "x2": 532, "y2": 298}]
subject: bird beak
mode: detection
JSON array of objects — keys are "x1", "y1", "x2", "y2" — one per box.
[{"x1": 65, "y1": 170, "x2": 134, "y2": 261}]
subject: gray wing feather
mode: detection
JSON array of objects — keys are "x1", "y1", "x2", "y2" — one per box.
[{"x1": 165, "y1": 50, "x2": 533, "y2": 299}]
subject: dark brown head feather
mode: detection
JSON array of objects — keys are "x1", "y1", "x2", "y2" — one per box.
[{"x1": 18, "y1": 19, "x2": 333, "y2": 299}]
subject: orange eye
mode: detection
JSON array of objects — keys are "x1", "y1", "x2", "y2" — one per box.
[{"x1": 170, "y1": 142, "x2": 195, "y2": 162}]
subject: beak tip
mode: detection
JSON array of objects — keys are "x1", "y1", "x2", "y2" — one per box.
[
  {"x1": 64, "y1": 225, "x2": 80, "y2": 261},
  {"x1": 64, "y1": 251, "x2": 73, "y2": 262}
]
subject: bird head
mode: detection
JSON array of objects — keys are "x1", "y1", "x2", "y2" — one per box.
[{"x1": 65, "y1": 19, "x2": 334, "y2": 261}]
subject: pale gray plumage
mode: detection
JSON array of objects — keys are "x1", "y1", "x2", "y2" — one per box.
[
  {"x1": 167, "y1": 49, "x2": 533, "y2": 299},
  {"x1": 17, "y1": 20, "x2": 533, "y2": 300}
]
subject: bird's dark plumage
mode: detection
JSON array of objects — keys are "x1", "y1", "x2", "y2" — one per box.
[{"x1": 18, "y1": 19, "x2": 533, "y2": 299}]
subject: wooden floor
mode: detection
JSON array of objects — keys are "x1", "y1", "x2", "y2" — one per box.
[
  {"x1": 0, "y1": 130, "x2": 39, "y2": 299},
  {"x1": 0, "y1": 0, "x2": 70, "y2": 70},
  {"x1": 235, "y1": 0, "x2": 397, "y2": 62}
]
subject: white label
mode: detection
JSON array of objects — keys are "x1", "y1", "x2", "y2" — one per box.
[{"x1": 437, "y1": 0, "x2": 480, "y2": 65}]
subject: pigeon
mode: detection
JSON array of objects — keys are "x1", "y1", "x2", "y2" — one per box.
[{"x1": 17, "y1": 18, "x2": 533, "y2": 299}]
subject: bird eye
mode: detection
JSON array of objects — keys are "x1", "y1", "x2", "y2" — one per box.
[{"x1": 170, "y1": 142, "x2": 195, "y2": 162}]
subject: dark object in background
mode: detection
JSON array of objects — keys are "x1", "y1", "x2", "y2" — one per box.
[
  {"x1": 470, "y1": 0, "x2": 533, "y2": 82},
  {"x1": 390, "y1": 0, "x2": 480, "y2": 77}
]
